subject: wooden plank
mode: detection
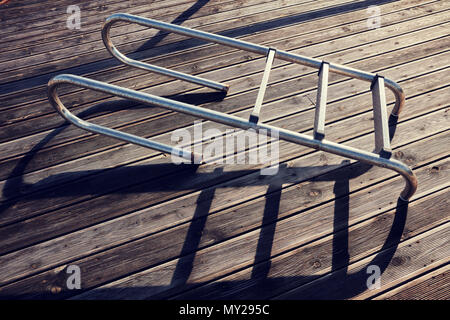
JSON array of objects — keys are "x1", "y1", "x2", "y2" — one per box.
[
  {"x1": 0, "y1": 65, "x2": 447, "y2": 245},
  {"x1": 1, "y1": 104, "x2": 448, "y2": 259},
  {"x1": 0, "y1": 0, "x2": 441, "y2": 112},
  {"x1": 273, "y1": 222, "x2": 450, "y2": 300},
  {"x1": 3, "y1": 0, "x2": 442, "y2": 111},
  {"x1": 0, "y1": 0, "x2": 196, "y2": 35},
  {"x1": 0, "y1": 0, "x2": 448, "y2": 296},
  {"x1": 76, "y1": 172, "x2": 450, "y2": 299},
  {"x1": 0, "y1": 0, "x2": 441, "y2": 103},
  {"x1": 1, "y1": 24, "x2": 448, "y2": 188},
  {"x1": 1, "y1": 118, "x2": 447, "y2": 260},
  {"x1": 0, "y1": 0, "x2": 282, "y2": 52},
  {"x1": 0, "y1": 20, "x2": 444, "y2": 169},
  {"x1": 0, "y1": 0, "x2": 86, "y2": 16},
  {"x1": 173, "y1": 188, "x2": 450, "y2": 300},
  {"x1": 373, "y1": 264, "x2": 450, "y2": 300},
  {"x1": 0, "y1": 0, "x2": 166, "y2": 29},
  {"x1": 0, "y1": 114, "x2": 447, "y2": 297},
  {"x1": 0, "y1": 0, "x2": 276, "y2": 47},
  {"x1": 0, "y1": 0, "x2": 370, "y2": 113},
  {"x1": 0, "y1": 52, "x2": 447, "y2": 210},
  {"x1": 0, "y1": 0, "x2": 349, "y2": 83},
  {"x1": 3, "y1": 50, "x2": 446, "y2": 228},
  {"x1": 1, "y1": 0, "x2": 308, "y2": 46},
  {"x1": 0, "y1": 0, "x2": 118, "y2": 14}
]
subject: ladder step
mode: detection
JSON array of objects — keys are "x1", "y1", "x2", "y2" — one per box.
[
  {"x1": 313, "y1": 62, "x2": 329, "y2": 140},
  {"x1": 371, "y1": 75, "x2": 392, "y2": 158},
  {"x1": 249, "y1": 48, "x2": 276, "y2": 124}
]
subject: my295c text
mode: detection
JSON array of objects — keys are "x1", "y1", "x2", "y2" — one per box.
[{"x1": 178, "y1": 304, "x2": 270, "y2": 318}]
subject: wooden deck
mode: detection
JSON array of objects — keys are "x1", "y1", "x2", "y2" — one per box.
[{"x1": 0, "y1": 0, "x2": 448, "y2": 300}]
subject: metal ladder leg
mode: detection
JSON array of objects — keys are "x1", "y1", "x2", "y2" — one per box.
[
  {"x1": 48, "y1": 75, "x2": 203, "y2": 165},
  {"x1": 313, "y1": 62, "x2": 329, "y2": 141},
  {"x1": 102, "y1": 14, "x2": 229, "y2": 93},
  {"x1": 249, "y1": 48, "x2": 276, "y2": 124},
  {"x1": 47, "y1": 14, "x2": 417, "y2": 201},
  {"x1": 371, "y1": 75, "x2": 392, "y2": 158}
]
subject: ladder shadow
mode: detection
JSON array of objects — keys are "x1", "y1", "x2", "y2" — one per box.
[
  {"x1": 0, "y1": 90, "x2": 408, "y2": 299},
  {"x1": 133, "y1": 0, "x2": 211, "y2": 53},
  {"x1": 160, "y1": 115, "x2": 408, "y2": 299},
  {"x1": 165, "y1": 164, "x2": 408, "y2": 300}
]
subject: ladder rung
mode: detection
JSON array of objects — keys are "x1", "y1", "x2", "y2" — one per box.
[
  {"x1": 313, "y1": 62, "x2": 329, "y2": 140},
  {"x1": 371, "y1": 75, "x2": 392, "y2": 158},
  {"x1": 249, "y1": 48, "x2": 276, "y2": 124}
]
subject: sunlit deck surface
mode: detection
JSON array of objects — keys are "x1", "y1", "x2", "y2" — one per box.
[{"x1": 0, "y1": 0, "x2": 448, "y2": 300}]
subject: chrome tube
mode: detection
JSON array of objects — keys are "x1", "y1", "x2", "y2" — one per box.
[
  {"x1": 47, "y1": 75, "x2": 202, "y2": 164},
  {"x1": 48, "y1": 74, "x2": 417, "y2": 200},
  {"x1": 101, "y1": 13, "x2": 405, "y2": 117},
  {"x1": 48, "y1": 13, "x2": 416, "y2": 200},
  {"x1": 102, "y1": 14, "x2": 230, "y2": 92}
]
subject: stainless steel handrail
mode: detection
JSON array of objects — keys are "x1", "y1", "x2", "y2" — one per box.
[
  {"x1": 47, "y1": 13, "x2": 417, "y2": 201},
  {"x1": 102, "y1": 13, "x2": 405, "y2": 116}
]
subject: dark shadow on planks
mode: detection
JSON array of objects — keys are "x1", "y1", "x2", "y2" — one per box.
[
  {"x1": 0, "y1": 89, "x2": 410, "y2": 298},
  {"x1": 0, "y1": 90, "x2": 227, "y2": 202},
  {"x1": 0, "y1": 0, "x2": 399, "y2": 95},
  {"x1": 134, "y1": 0, "x2": 211, "y2": 53},
  {"x1": 0, "y1": 183, "x2": 410, "y2": 299}
]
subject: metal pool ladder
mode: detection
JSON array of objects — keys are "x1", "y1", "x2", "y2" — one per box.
[{"x1": 47, "y1": 13, "x2": 417, "y2": 201}]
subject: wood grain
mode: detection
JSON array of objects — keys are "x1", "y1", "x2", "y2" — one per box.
[{"x1": 0, "y1": 0, "x2": 448, "y2": 300}]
